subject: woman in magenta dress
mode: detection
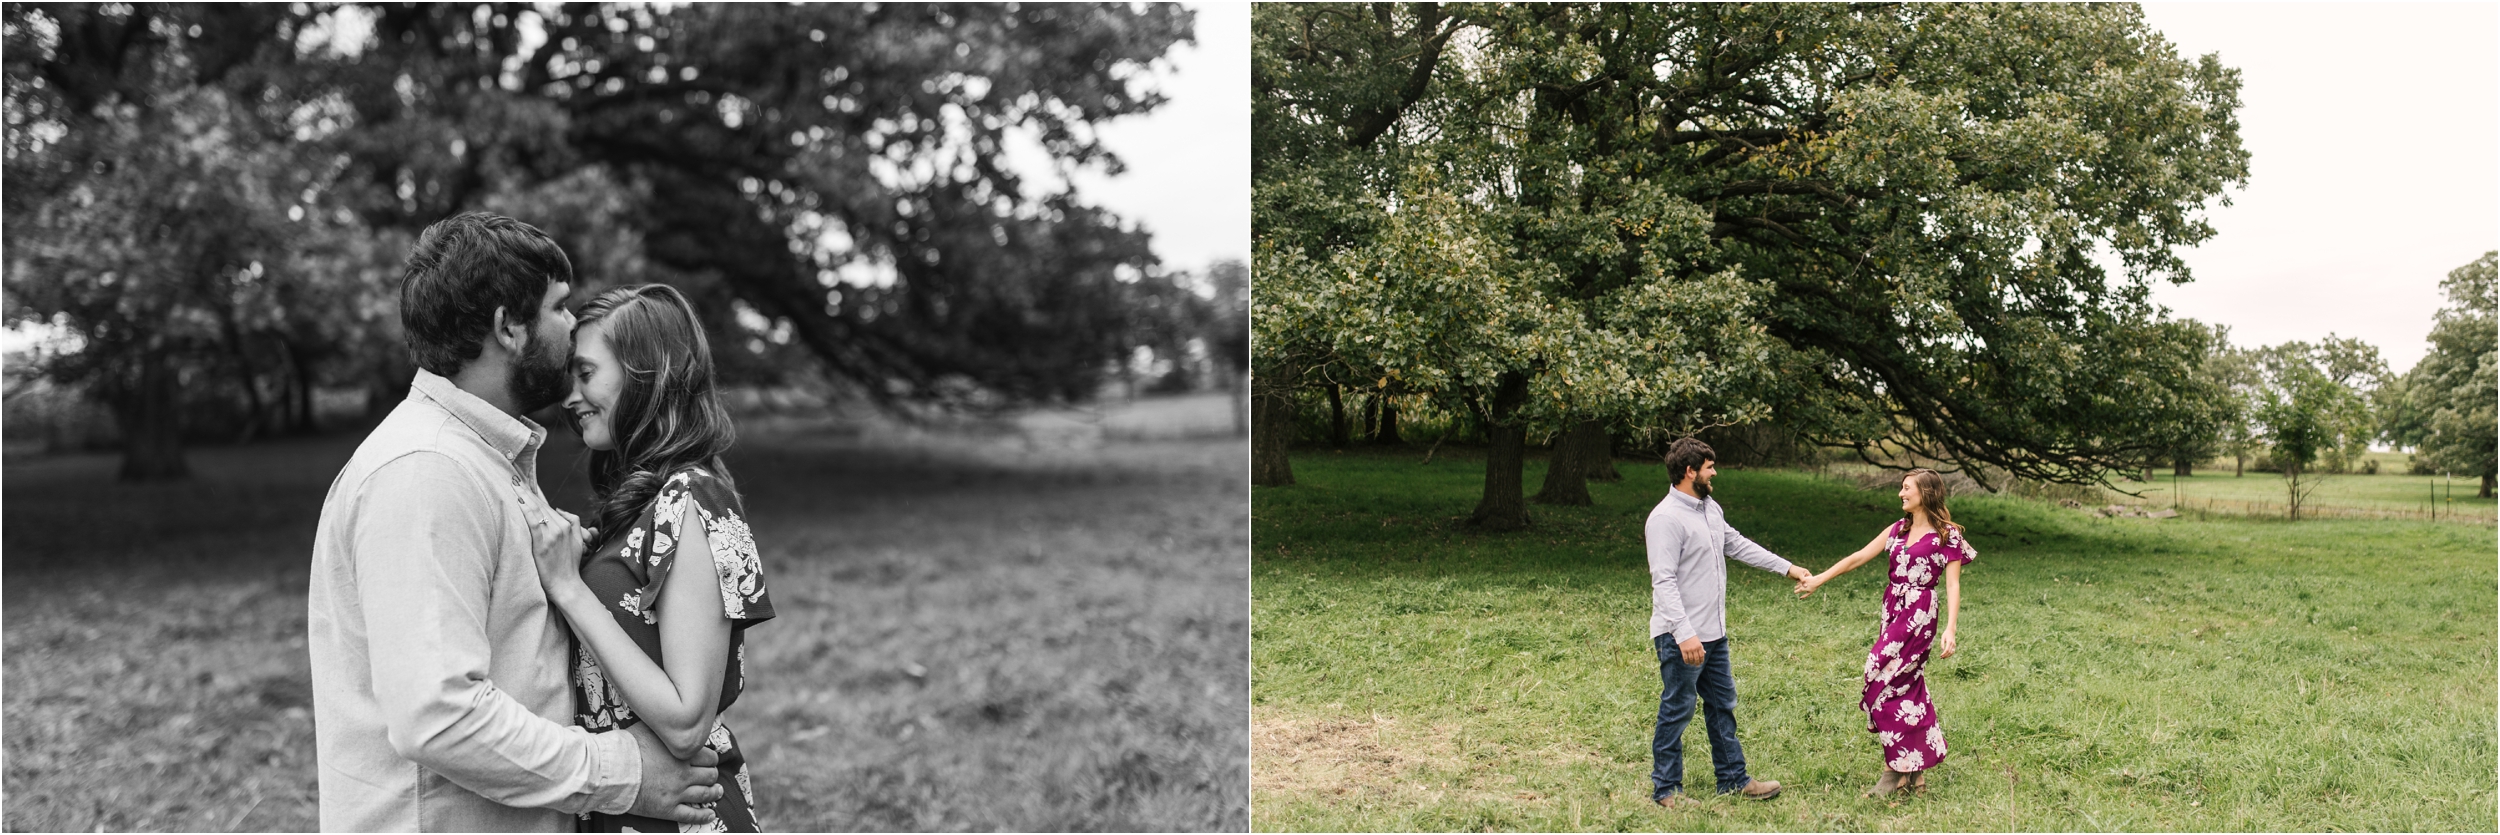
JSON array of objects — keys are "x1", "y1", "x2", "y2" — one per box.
[{"x1": 1794, "y1": 468, "x2": 1973, "y2": 798}]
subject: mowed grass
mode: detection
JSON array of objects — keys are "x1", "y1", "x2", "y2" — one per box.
[
  {"x1": 5, "y1": 398, "x2": 1248, "y2": 832},
  {"x1": 2140, "y1": 469, "x2": 2496, "y2": 518},
  {"x1": 1251, "y1": 448, "x2": 2496, "y2": 832}
]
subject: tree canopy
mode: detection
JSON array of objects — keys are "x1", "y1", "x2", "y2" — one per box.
[
  {"x1": 2382, "y1": 251, "x2": 2497, "y2": 496},
  {"x1": 1251, "y1": 2, "x2": 2252, "y2": 524},
  {"x1": 7, "y1": 3, "x2": 1216, "y2": 479}
]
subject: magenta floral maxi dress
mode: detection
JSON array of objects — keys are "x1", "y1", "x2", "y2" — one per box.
[{"x1": 1861, "y1": 520, "x2": 1974, "y2": 774}]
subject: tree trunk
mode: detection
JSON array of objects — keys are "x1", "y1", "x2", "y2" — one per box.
[
  {"x1": 2174, "y1": 455, "x2": 2193, "y2": 477},
  {"x1": 1376, "y1": 397, "x2": 1402, "y2": 445},
  {"x1": 2482, "y1": 472, "x2": 2495, "y2": 500},
  {"x1": 1533, "y1": 418, "x2": 1607, "y2": 506},
  {"x1": 114, "y1": 346, "x2": 190, "y2": 481},
  {"x1": 1587, "y1": 423, "x2": 1622, "y2": 481},
  {"x1": 1469, "y1": 372, "x2": 1531, "y2": 530},
  {"x1": 2234, "y1": 452, "x2": 2243, "y2": 477},
  {"x1": 1360, "y1": 393, "x2": 1380, "y2": 443},
  {"x1": 1326, "y1": 383, "x2": 1348, "y2": 448},
  {"x1": 1251, "y1": 384, "x2": 1296, "y2": 486}
]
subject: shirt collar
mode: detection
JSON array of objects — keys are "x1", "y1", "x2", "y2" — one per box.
[
  {"x1": 1669, "y1": 487, "x2": 1708, "y2": 512},
  {"x1": 408, "y1": 368, "x2": 545, "y2": 470}
]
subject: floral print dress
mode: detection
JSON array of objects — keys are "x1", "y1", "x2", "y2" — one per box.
[
  {"x1": 574, "y1": 467, "x2": 775, "y2": 832},
  {"x1": 1861, "y1": 519, "x2": 1974, "y2": 774}
]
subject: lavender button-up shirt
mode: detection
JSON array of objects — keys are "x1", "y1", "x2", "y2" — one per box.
[
  {"x1": 1645, "y1": 487, "x2": 1794, "y2": 644},
  {"x1": 308, "y1": 370, "x2": 639, "y2": 831}
]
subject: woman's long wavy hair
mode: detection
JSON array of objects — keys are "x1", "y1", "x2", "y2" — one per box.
[
  {"x1": 575, "y1": 283, "x2": 738, "y2": 549},
  {"x1": 1903, "y1": 468, "x2": 1963, "y2": 536}
]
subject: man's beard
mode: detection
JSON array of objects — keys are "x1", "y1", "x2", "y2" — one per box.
[
  {"x1": 509, "y1": 331, "x2": 572, "y2": 414},
  {"x1": 1691, "y1": 476, "x2": 1712, "y2": 501}
]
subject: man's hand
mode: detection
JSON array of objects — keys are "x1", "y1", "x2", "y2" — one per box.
[
  {"x1": 626, "y1": 722, "x2": 723, "y2": 824},
  {"x1": 1786, "y1": 565, "x2": 1811, "y2": 582},
  {"x1": 1677, "y1": 636, "x2": 1704, "y2": 666},
  {"x1": 1794, "y1": 573, "x2": 1825, "y2": 599}
]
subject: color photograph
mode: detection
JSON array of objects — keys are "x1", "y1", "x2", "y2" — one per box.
[{"x1": 1249, "y1": 3, "x2": 2495, "y2": 831}]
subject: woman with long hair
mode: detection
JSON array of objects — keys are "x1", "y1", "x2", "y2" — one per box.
[
  {"x1": 1793, "y1": 468, "x2": 1974, "y2": 798},
  {"x1": 532, "y1": 283, "x2": 774, "y2": 831}
]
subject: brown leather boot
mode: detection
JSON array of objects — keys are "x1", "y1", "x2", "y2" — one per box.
[{"x1": 1735, "y1": 779, "x2": 1782, "y2": 800}]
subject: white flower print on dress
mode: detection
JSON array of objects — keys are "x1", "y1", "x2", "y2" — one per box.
[
  {"x1": 734, "y1": 763, "x2": 753, "y2": 817},
  {"x1": 1889, "y1": 749, "x2": 1926, "y2": 773},
  {"x1": 1878, "y1": 731, "x2": 1902, "y2": 748},
  {"x1": 1879, "y1": 657, "x2": 1903, "y2": 683},
  {"x1": 706, "y1": 515, "x2": 765, "y2": 617},
  {"x1": 1882, "y1": 641, "x2": 1903, "y2": 658},
  {"x1": 1864, "y1": 654, "x2": 1881, "y2": 681},
  {"x1": 618, "y1": 589, "x2": 656, "y2": 625},
  {"x1": 1908, "y1": 605, "x2": 1934, "y2": 632},
  {"x1": 1894, "y1": 700, "x2": 1927, "y2": 725},
  {"x1": 625, "y1": 527, "x2": 646, "y2": 554},
  {"x1": 1926, "y1": 725, "x2": 1947, "y2": 754}
]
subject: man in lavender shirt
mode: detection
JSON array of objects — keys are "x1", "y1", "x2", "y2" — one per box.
[
  {"x1": 1645, "y1": 437, "x2": 1808, "y2": 808},
  {"x1": 307, "y1": 214, "x2": 721, "y2": 831}
]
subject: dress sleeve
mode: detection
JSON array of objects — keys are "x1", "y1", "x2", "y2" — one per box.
[
  {"x1": 625, "y1": 467, "x2": 777, "y2": 627},
  {"x1": 1945, "y1": 526, "x2": 1978, "y2": 565}
]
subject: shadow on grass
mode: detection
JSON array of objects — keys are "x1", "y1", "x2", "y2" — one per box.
[{"x1": 6, "y1": 415, "x2": 1249, "y2": 832}]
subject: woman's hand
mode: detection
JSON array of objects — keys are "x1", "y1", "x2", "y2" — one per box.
[
  {"x1": 531, "y1": 509, "x2": 594, "y2": 603},
  {"x1": 1938, "y1": 629, "x2": 1957, "y2": 659},
  {"x1": 1794, "y1": 572, "x2": 1826, "y2": 598}
]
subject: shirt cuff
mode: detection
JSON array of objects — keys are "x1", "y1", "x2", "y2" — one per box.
[{"x1": 584, "y1": 727, "x2": 642, "y2": 816}]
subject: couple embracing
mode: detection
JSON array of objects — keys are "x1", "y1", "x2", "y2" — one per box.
[
  {"x1": 1643, "y1": 437, "x2": 1976, "y2": 806},
  {"x1": 308, "y1": 213, "x2": 776, "y2": 831}
]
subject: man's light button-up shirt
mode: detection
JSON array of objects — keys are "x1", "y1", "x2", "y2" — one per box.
[
  {"x1": 1644, "y1": 487, "x2": 1794, "y2": 644},
  {"x1": 307, "y1": 370, "x2": 640, "y2": 831}
]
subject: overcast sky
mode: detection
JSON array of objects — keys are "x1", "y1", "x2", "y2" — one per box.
[
  {"x1": 2138, "y1": 2, "x2": 2498, "y2": 373},
  {"x1": 1062, "y1": 2, "x2": 1249, "y2": 275}
]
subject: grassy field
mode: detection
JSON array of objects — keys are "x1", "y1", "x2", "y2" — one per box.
[
  {"x1": 4, "y1": 393, "x2": 1248, "y2": 832},
  {"x1": 1252, "y1": 448, "x2": 2496, "y2": 832},
  {"x1": 2135, "y1": 469, "x2": 2493, "y2": 520}
]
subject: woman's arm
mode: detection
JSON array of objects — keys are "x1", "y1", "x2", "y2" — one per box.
[
  {"x1": 538, "y1": 503, "x2": 733, "y2": 761},
  {"x1": 1795, "y1": 529, "x2": 1891, "y2": 598},
  {"x1": 1939, "y1": 560, "x2": 1962, "y2": 658}
]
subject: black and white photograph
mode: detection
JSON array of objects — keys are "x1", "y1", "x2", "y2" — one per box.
[{"x1": 3, "y1": 3, "x2": 1249, "y2": 831}]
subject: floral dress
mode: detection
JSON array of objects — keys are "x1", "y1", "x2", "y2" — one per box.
[
  {"x1": 1861, "y1": 519, "x2": 1974, "y2": 774},
  {"x1": 573, "y1": 467, "x2": 775, "y2": 832}
]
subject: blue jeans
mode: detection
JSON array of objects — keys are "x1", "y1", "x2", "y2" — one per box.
[{"x1": 1651, "y1": 634, "x2": 1749, "y2": 799}]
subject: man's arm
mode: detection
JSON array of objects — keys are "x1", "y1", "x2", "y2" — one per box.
[
  {"x1": 1717, "y1": 511, "x2": 1796, "y2": 578},
  {"x1": 352, "y1": 452, "x2": 640, "y2": 816},
  {"x1": 1645, "y1": 511, "x2": 1695, "y2": 645}
]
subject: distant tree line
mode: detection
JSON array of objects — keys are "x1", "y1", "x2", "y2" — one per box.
[{"x1": 4, "y1": 3, "x2": 1243, "y2": 481}]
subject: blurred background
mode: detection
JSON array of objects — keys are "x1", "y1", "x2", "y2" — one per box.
[{"x1": 3, "y1": 2, "x2": 1248, "y2": 830}]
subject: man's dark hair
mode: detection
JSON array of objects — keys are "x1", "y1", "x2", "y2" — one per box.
[
  {"x1": 1664, "y1": 437, "x2": 1715, "y2": 484},
  {"x1": 399, "y1": 212, "x2": 573, "y2": 378}
]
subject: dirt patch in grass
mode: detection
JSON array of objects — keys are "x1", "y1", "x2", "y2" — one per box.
[
  {"x1": 1253, "y1": 713, "x2": 1453, "y2": 797},
  {"x1": 1253, "y1": 709, "x2": 1587, "y2": 810}
]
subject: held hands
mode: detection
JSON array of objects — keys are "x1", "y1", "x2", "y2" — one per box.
[{"x1": 1792, "y1": 568, "x2": 1826, "y2": 599}]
